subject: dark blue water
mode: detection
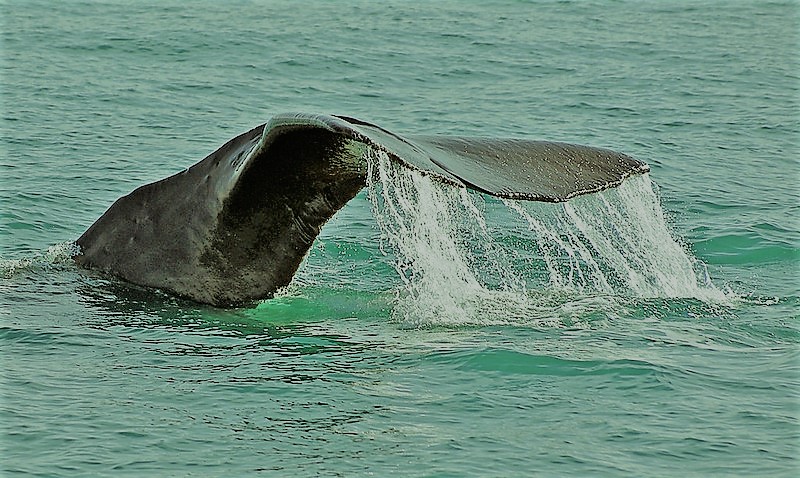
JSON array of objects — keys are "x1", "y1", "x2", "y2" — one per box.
[{"x1": 2, "y1": 1, "x2": 798, "y2": 476}]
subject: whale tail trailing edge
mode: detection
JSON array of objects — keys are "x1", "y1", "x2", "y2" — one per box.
[{"x1": 75, "y1": 113, "x2": 649, "y2": 306}]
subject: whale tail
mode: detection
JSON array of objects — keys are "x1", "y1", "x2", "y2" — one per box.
[{"x1": 75, "y1": 113, "x2": 649, "y2": 306}]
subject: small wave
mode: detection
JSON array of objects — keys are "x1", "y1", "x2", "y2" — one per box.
[{"x1": 0, "y1": 242, "x2": 80, "y2": 279}]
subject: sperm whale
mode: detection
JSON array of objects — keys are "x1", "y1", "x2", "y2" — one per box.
[{"x1": 74, "y1": 113, "x2": 649, "y2": 306}]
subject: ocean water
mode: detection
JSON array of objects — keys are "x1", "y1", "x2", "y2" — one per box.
[{"x1": 1, "y1": 0, "x2": 798, "y2": 476}]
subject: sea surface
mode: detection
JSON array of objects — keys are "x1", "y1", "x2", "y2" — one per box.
[{"x1": 1, "y1": 1, "x2": 798, "y2": 476}]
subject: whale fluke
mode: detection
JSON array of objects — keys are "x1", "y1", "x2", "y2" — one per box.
[{"x1": 75, "y1": 113, "x2": 649, "y2": 306}]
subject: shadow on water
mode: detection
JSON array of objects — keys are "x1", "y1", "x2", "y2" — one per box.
[
  {"x1": 59, "y1": 272, "x2": 401, "y2": 470},
  {"x1": 72, "y1": 271, "x2": 396, "y2": 356}
]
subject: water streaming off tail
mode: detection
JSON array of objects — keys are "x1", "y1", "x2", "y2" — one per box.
[
  {"x1": 365, "y1": 148, "x2": 526, "y2": 326},
  {"x1": 504, "y1": 174, "x2": 723, "y2": 301},
  {"x1": 365, "y1": 148, "x2": 726, "y2": 326}
]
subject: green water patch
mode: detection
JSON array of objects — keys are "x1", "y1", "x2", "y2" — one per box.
[
  {"x1": 694, "y1": 232, "x2": 799, "y2": 265},
  {"x1": 433, "y1": 347, "x2": 660, "y2": 378},
  {"x1": 249, "y1": 286, "x2": 393, "y2": 325}
]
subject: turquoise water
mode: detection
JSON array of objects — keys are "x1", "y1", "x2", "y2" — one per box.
[{"x1": 2, "y1": 0, "x2": 798, "y2": 476}]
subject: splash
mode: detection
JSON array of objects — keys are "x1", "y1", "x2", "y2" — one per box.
[
  {"x1": 366, "y1": 149, "x2": 530, "y2": 326},
  {"x1": 505, "y1": 175, "x2": 724, "y2": 301},
  {"x1": 0, "y1": 242, "x2": 80, "y2": 279},
  {"x1": 365, "y1": 148, "x2": 725, "y2": 326}
]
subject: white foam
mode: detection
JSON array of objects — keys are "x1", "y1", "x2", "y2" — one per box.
[{"x1": 0, "y1": 241, "x2": 80, "y2": 279}]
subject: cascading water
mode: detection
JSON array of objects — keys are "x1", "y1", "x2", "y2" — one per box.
[
  {"x1": 364, "y1": 147, "x2": 726, "y2": 326},
  {"x1": 503, "y1": 174, "x2": 722, "y2": 301},
  {"x1": 365, "y1": 148, "x2": 522, "y2": 326}
]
